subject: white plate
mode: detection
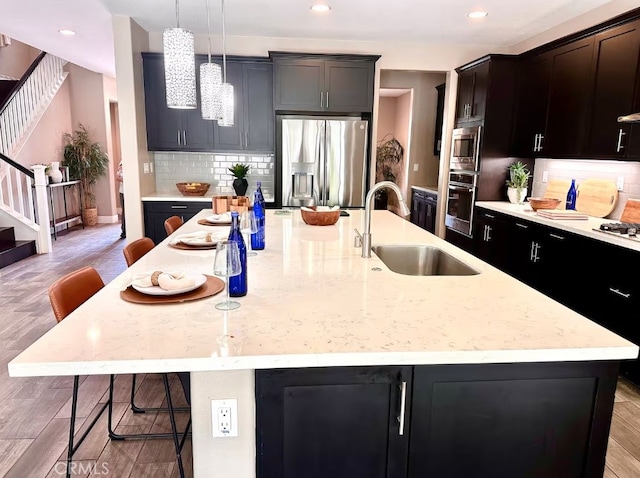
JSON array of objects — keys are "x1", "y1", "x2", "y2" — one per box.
[
  {"x1": 132, "y1": 274, "x2": 207, "y2": 296},
  {"x1": 171, "y1": 231, "x2": 227, "y2": 246},
  {"x1": 205, "y1": 214, "x2": 232, "y2": 224}
]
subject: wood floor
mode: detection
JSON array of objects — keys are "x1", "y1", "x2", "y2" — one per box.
[
  {"x1": 1, "y1": 223, "x2": 640, "y2": 477},
  {"x1": 0, "y1": 224, "x2": 192, "y2": 477}
]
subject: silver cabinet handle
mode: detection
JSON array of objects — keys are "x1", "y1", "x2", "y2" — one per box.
[
  {"x1": 171, "y1": 205, "x2": 188, "y2": 209},
  {"x1": 183, "y1": 130, "x2": 187, "y2": 146},
  {"x1": 534, "y1": 242, "x2": 541, "y2": 262},
  {"x1": 483, "y1": 225, "x2": 487, "y2": 241},
  {"x1": 609, "y1": 287, "x2": 631, "y2": 299},
  {"x1": 484, "y1": 213, "x2": 495, "y2": 219},
  {"x1": 326, "y1": 91, "x2": 329, "y2": 108},
  {"x1": 245, "y1": 131, "x2": 249, "y2": 149},
  {"x1": 538, "y1": 134, "x2": 544, "y2": 152},
  {"x1": 549, "y1": 233, "x2": 565, "y2": 240},
  {"x1": 320, "y1": 91, "x2": 324, "y2": 109},
  {"x1": 617, "y1": 129, "x2": 626, "y2": 153},
  {"x1": 486, "y1": 225, "x2": 492, "y2": 241},
  {"x1": 529, "y1": 242, "x2": 535, "y2": 261},
  {"x1": 515, "y1": 223, "x2": 529, "y2": 229},
  {"x1": 398, "y1": 381, "x2": 407, "y2": 436},
  {"x1": 533, "y1": 134, "x2": 539, "y2": 152},
  {"x1": 177, "y1": 130, "x2": 181, "y2": 145},
  {"x1": 449, "y1": 185, "x2": 473, "y2": 193}
]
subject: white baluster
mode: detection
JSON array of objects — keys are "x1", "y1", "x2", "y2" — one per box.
[
  {"x1": 6, "y1": 166, "x2": 14, "y2": 210},
  {"x1": 14, "y1": 168, "x2": 24, "y2": 216},
  {"x1": 25, "y1": 175, "x2": 34, "y2": 222}
]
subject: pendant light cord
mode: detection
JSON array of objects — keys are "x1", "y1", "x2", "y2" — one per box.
[
  {"x1": 205, "y1": 0, "x2": 212, "y2": 63},
  {"x1": 175, "y1": 0, "x2": 180, "y2": 28},
  {"x1": 222, "y1": 0, "x2": 227, "y2": 82}
]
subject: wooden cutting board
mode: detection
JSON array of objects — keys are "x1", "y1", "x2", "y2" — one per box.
[
  {"x1": 575, "y1": 178, "x2": 618, "y2": 217},
  {"x1": 620, "y1": 199, "x2": 640, "y2": 223},
  {"x1": 543, "y1": 179, "x2": 571, "y2": 210}
]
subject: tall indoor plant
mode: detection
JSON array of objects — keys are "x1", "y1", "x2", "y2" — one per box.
[
  {"x1": 506, "y1": 161, "x2": 531, "y2": 204},
  {"x1": 62, "y1": 124, "x2": 109, "y2": 226}
]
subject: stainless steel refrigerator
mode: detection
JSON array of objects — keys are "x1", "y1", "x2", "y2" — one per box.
[{"x1": 280, "y1": 116, "x2": 369, "y2": 208}]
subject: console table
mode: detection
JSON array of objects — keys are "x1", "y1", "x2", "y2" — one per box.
[{"x1": 48, "y1": 180, "x2": 84, "y2": 239}]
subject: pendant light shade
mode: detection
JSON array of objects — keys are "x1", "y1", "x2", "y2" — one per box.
[
  {"x1": 200, "y1": 62, "x2": 223, "y2": 120},
  {"x1": 200, "y1": 0, "x2": 223, "y2": 120},
  {"x1": 218, "y1": 82, "x2": 234, "y2": 126},
  {"x1": 163, "y1": 0, "x2": 196, "y2": 109}
]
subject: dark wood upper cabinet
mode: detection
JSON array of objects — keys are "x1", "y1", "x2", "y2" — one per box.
[
  {"x1": 272, "y1": 54, "x2": 378, "y2": 113},
  {"x1": 544, "y1": 37, "x2": 595, "y2": 158},
  {"x1": 455, "y1": 61, "x2": 490, "y2": 125},
  {"x1": 586, "y1": 20, "x2": 640, "y2": 158},
  {"x1": 213, "y1": 62, "x2": 244, "y2": 151},
  {"x1": 512, "y1": 54, "x2": 553, "y2": 156}
]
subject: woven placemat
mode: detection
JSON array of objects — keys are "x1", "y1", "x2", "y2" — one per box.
[
  {"x1": 169, "y1": 241, "x2": 218, "y2": 250},
  {"x1": 198, "y1": 219, "x2": 231, "y2": 226},
  {"x1": 120, "y1": 275, "x2": 225, "y2": 304}
]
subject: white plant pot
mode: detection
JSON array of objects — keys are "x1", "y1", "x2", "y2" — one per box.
[
  {"x1": 49, "y1": 161, "x2": 63, "y2": 183},
  {"x1": 507, "y1": 187, "x2": 527, "y2": 205}
]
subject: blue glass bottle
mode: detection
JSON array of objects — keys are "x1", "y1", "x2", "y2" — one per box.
[
  {"x1": 227, "y1": 211, "x2": 247, "y2": 297},
  {"x1": 566, "y1": 179, "x2": 577, "y2": 210},
  {"x1": 251, "y1": 190, "x2": 266, "y2": 250},
  {"x1": 256, "y1": 181, "x2": 266, "y2": 209}
]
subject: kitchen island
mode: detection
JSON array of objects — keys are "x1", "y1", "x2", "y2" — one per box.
[{"x1": 8, "y1": 209, "x2": 638, "y2": 477}]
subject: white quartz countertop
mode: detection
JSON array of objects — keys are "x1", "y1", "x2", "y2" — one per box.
[
  {"x1": 141, "y1": 192, "x2": 218, "y2": 202},
  {"x1": 8, "y1": 210, "x2": 637, "y2": 378},
  {"x1": 411, "y1": 185, "x2": 438, "y2": 195},
  {"x1": 476, "y1": 201, "x2": 640, "y2": 253}
]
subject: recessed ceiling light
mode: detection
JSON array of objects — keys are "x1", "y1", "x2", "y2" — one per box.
[
  {"x1": 58, "y1": 29, "x2": 76, "y2": 36},
  {"x1": 467, "y1": 11, "x2": 488, "y2": 19},
  {"x1": 311, "y1": 4, "x2": 331, "y2": 12}
]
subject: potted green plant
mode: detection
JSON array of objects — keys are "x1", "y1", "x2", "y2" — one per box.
[
  {"x1": 506, "y1": 161, "x2": 531, "y2": 204},
  {"x1": 62, "y1": 124, "x2": 109, "y2": 226},
  {"x1": 375, "y1": 135, "x2": 404, "y2": 209},
  {"x1": 228, "y1": 163, "x2": 250, "y2": 196}
]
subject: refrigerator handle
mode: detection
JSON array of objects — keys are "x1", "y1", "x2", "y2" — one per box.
[
  {"x1": 324, "y1": 121, "x2": 330, "y2": 206},
  {"x1": 317, "y1": 121, "x2": 324, "y2": 204}
]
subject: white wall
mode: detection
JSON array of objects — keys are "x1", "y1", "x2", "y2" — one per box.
[
  {"x1": 0, "y1": 38, "x2": 40, "y2": 79},
  {"x1": 112, "y1": 16, "x2": 154, "y2": 241}
]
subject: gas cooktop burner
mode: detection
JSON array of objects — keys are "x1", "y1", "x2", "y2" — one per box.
[{"x1": 599, "y1": 222, "x2": 640, "y2": 236}]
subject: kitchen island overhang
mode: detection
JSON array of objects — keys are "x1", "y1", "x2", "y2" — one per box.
[{"x1": 8, "y1": 210, "x2": 638, "y2": 477}]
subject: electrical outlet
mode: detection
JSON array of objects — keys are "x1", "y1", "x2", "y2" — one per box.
[
  {"x1": 143, "y1": 162, "x2": 149, "y2": 174},
  {"x1": 211, "y1": 398, "x2": 238, "y2": 437},
  {"x1": 542, "y1": 170, "x2": 548, "y2": 183},
  {"x1": 413, "y1": 163, "x2": 419, "y2": 172},
  {"x1": 617, "y1": 176, "x2": 624, "y2": 191}
]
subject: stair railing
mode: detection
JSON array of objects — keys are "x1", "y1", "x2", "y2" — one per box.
[{"x1": 0, "y1": 52, "x2": 66, "y2": 156}]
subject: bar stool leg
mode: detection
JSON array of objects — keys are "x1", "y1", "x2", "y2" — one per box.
[
  {"x1": 163, "y1": 373, "x2": 187, "y2": 478},
  {"x1": 66, "y1": 375, "x2": 80, "y2": 478}
]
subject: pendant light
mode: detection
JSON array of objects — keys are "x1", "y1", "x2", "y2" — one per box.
[
  {"x1": 163, "y1": 0, "x2": 197, "y2": 109},
  {"x1": 218, "y1": 0, "x2": 235, "y2": 127},
  {"x1": 200, "y1": 0, "x2": 222, "y2": 120}
]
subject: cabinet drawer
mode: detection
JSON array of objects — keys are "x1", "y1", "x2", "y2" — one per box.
[{"x1": 143, "y1": 201, "x2": 211, "y2": 215}]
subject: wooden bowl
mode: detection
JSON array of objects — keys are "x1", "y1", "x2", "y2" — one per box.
[
  {"x1": 300, "y1": 206, "x2": 340, "y2": 226},
  {"x1": 527, "y1": 197, "x2": 561, "y2": 211},
  {"x1": 176, "y1": 182, "x2": 210, "y2": 196}
]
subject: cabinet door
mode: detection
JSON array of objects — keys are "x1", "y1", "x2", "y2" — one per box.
[
  {"x1": 473, "y1": 209, "x2": 508, "y2": 269},
  {"x1": 455, "y1": 70, "x2": 475, "y2": 123},
  {"x1": 274, "y1": 59, "x2": 324, "y2": 111},
  {"x1": 424, "y1": 198, "x2": 437, "y2": 234},
  {"x1": 409, "y1": 363, "x2": 614, "y2": 478},
  {"x1": 505, "y1": 219, "x2": 541, "y2": 286},
  {"x1": 586, "y1": 20, "x2": 640, "y2": 158},
  {"x1": 324, "y1": 61, "x2": 374, "y2": 112},
  {"x1": 410, "y1": 192, "x2": 423, "y2": 227},
  {"x1": 142, "y1": 55, "x2": 182, "y2": 151},
  {"x1": 512, "y1": 54, "x2": 552, "y2": 156},
  {"x1": 469, "y1": 61, "x2": 489, "y2": 122},
  {"x1": 181, "y1": 57, "x2": 215, "y2": 151},
  {"x1": 214, "y1": 62, "x2": 244, "y2": 151},
  {"x1": 544, "y1": 37, "x2": 595, "y2": 157},
  {"x1": 533, "y1": 228, "x2": 578, "y2": 305},
  {"x1": 256, "y1": 366, "x2": 411, "y2": 478},
  {"x1": 244, "y1": 63, "x2": 274, "y2": 151}
]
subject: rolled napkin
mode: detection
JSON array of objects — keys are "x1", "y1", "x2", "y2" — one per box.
[
  {"x1": 207, "y1": 212, "x2": 232, "y2": 223},
  {"x1": 171, "y1": 230, "x2": 224, "y2": 246},
  {"x1": 131, "y1": 271, "x2": 196, "y2": 291}
]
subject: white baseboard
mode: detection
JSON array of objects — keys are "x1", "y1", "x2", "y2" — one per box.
[{"x1": 98, "y1": 215, "x2": 118, "y2": 224}]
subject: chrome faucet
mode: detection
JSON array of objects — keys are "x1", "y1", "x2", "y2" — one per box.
[{"x1": 357, "y1": 181, "x2": 411, "y2": 258}]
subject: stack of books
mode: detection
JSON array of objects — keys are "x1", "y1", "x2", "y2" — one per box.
[{"x1": 536, "y1": 209, "x2": 588, "y2": 220}]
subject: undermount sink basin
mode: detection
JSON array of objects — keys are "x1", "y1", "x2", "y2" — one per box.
[{"x1": 371, "y1": 245, "x2": 480, "y2": 276}]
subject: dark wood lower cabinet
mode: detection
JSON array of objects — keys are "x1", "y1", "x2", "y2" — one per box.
[
  {"x1": 256, "y1": 366, "x2": 411, "y2": 478},
  {"x1": 143, "y1": 200, "x2": 211, "y2": 244},
  {"x1": 256, "y1": 361, "x2": 619, "y2": 478}
]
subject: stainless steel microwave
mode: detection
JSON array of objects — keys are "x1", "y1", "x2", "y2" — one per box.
[{"x1": 450, "y1": 125, "x2": 482, "y2": 171}]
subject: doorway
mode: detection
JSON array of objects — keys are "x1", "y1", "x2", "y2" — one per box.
[{"x1": 109, "y1": 101, "x2": 122, "y2": 222}]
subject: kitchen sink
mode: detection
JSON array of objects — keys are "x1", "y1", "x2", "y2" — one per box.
[{"x1": 371, "y1": 245, "x2": 480, "y2": 276}]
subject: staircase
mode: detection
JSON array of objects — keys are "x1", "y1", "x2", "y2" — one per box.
[
  {"x1": 0, "y1": 225, "x2": 35, "y2": 269},
  {"x1": 0, "y1": 80, "x2": 18, "y2": 104}
]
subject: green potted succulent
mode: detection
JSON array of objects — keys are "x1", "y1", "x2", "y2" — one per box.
[
  {"x1": 62, "y1": 124, "x2": 109, "y2": 225},
  {"x1": 228, "y1": 163, "x2": 251, "y2": 196},
  {"x1": 506, "y1": 161, "x2": 531, "y2": 204}
]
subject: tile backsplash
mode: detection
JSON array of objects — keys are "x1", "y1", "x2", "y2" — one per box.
[
  {"x1": 154, "y1": 152, "x2": 275, "y2": 200},
  {"x1": 532, "y1": 158, "x2": 640, "y2": 220}
]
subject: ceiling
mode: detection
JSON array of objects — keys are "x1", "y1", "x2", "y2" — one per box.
[{"x1": 0, "y1": 0, "x2": 622, "y2": 77}]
